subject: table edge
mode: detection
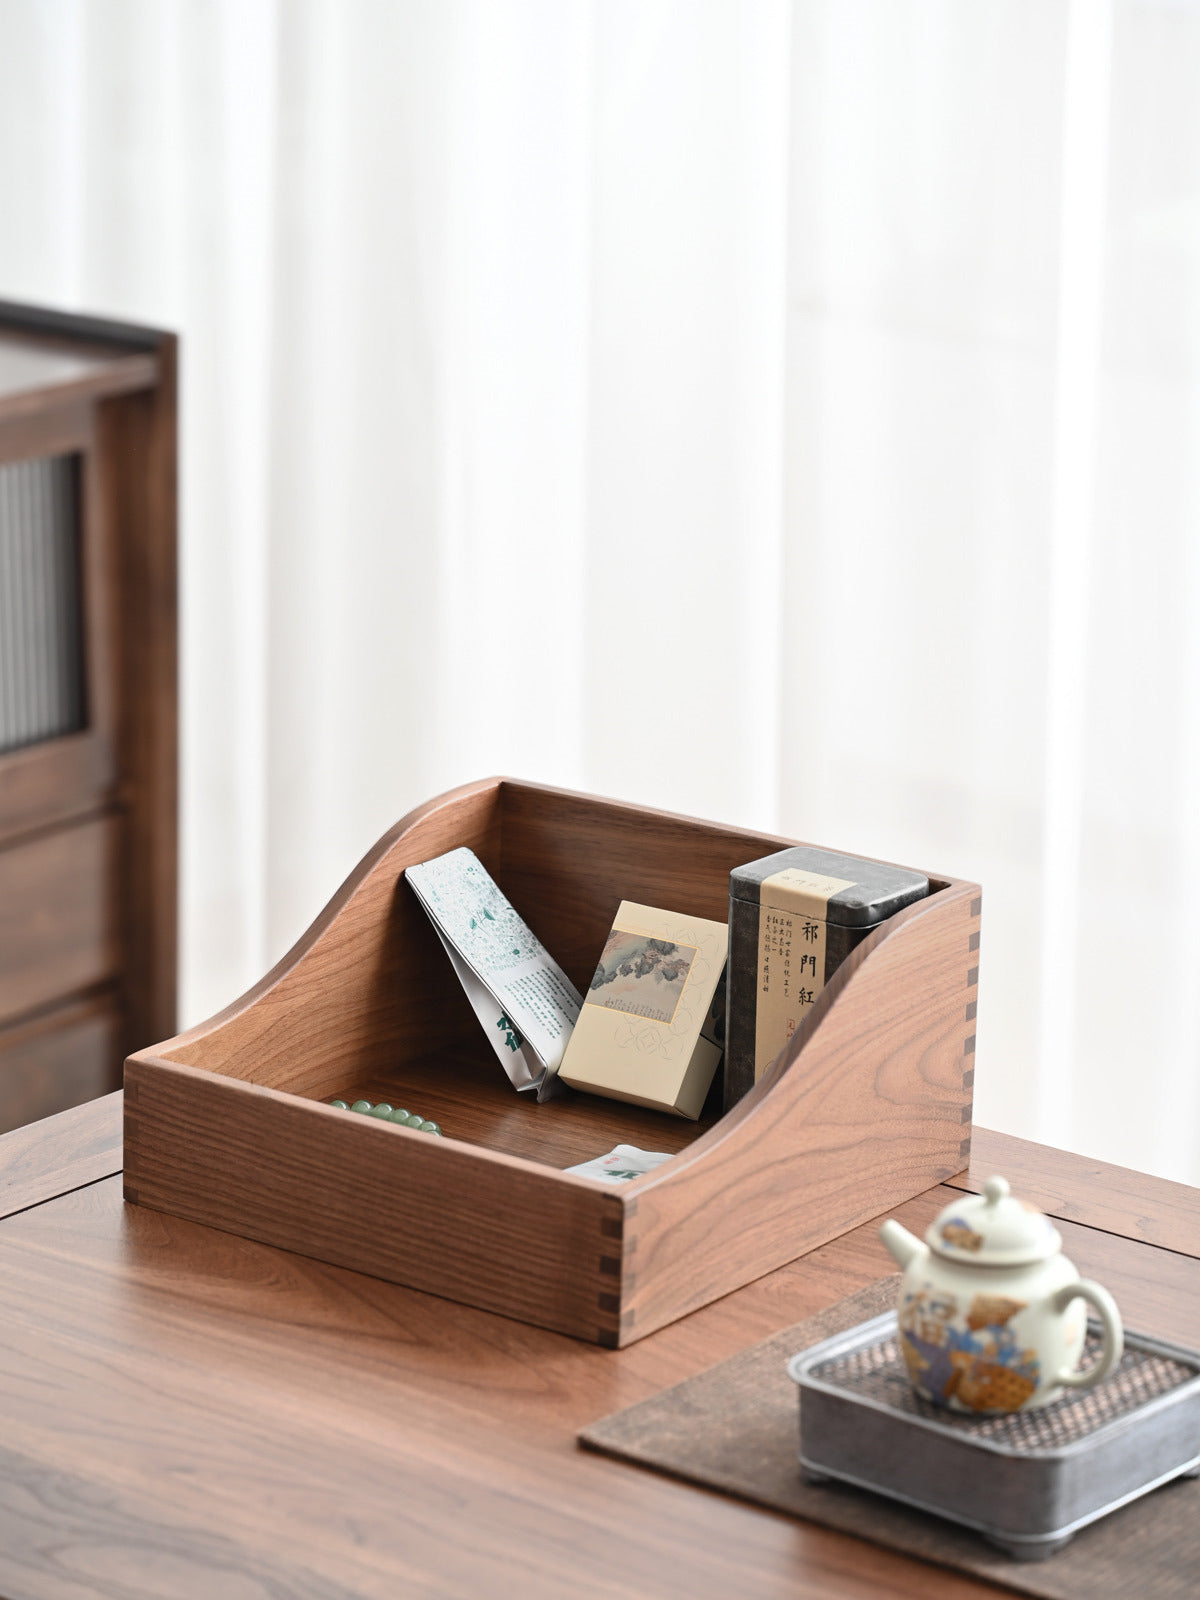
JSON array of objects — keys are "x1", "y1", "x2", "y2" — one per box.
[{"x1": 0, "y1": 1090, "x2": 123, "y2": 1220}]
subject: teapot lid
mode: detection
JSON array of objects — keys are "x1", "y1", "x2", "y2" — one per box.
[{"x1": 926, "y1": 1176, "x2": 1062, "y2": 1266}]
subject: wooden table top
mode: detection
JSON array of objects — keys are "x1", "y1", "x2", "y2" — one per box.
[{"x1": 1, "y1": 1094, "x2": 1197, "y2": 1600}]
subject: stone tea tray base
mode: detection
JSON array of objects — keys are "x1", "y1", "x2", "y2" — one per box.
[{"x1": 791, "y1": 1312, "x2": 1200, "y2": 1559}]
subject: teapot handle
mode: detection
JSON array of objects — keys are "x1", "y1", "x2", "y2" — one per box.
[{"x1": 1049, "y1": 1279, "x2": 1124, "y2": 1391}]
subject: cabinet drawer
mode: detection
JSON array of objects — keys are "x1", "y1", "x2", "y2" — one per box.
[
  {"x1": 0, "y1": 813, "x2": 120, "y2": 1025},
  {"x1": 0, "y1": 991, "x2": 121, "y2": 1133}
]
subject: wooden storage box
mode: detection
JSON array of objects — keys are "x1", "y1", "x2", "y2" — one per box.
[{"x1": 124, "y1": 778, "x2": 980, "y2": 1347}]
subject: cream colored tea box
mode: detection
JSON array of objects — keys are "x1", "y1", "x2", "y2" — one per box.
[
  {"x1": 724, "y1": 847, "x2": 928, "y2": 1111},
  {"x1": 557, "y1": 901, "x2": 728, "y2": 1120}
]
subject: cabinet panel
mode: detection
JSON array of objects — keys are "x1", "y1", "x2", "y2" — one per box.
[
  {"x1": 0, "y1": 992, "x2": 120, "y2": 1134},
  {"x1": 0, "y1": 302, "x2": 176, "y2": 1128},
  {"x1": 0, "y1": 405, "x2": 116, "y2": 842},
  {"x1": 0, "y1": 814, "x2": 120, "y2": 1026}
]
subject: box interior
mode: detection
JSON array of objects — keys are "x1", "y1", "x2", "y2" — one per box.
[
  {"x1": 157, "y1": 781, "x2": 942, "y2": 1174},
  {"x1": 324, "y1": 1044, "x2": 719, "y2": 1168}
]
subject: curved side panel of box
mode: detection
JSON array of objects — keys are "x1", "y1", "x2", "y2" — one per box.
[
  {"x1": 151, "y1": 774, "x2": 510, "y2": 1091},
  {"x1": 612, "y1": 879, "x2": 980, "y2": 1344}
]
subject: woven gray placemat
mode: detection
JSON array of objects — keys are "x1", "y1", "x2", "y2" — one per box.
[{"x1": 579, "y1": 1277, "x2": 1199, "y2": 1600}]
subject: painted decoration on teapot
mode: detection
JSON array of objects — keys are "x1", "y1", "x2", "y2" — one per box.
[{"x1": 898, "y1": 1285, "x2": 1043, "y2": 1412}]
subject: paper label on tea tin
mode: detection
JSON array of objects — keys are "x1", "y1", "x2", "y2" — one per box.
[
  {"x1": 753, "y1": 869, "x2": 854, "y2": 1080},
  {"x1": 758, "y1": 867, "x2": 855, "y2": 918}
]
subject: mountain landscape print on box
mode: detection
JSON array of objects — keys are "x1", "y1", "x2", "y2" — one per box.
[{"x1": 586, "y1": 930, "x2": 697, "y2": 1024}]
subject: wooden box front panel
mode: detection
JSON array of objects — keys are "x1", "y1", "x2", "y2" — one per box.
[{"x1": 124, "y1": 1057, "x2": 626, "y2": 1345}]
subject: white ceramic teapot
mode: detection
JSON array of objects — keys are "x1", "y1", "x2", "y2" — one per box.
[{"x1": 880, "y1": 1176, "x2": 1123, "y2": 1414}]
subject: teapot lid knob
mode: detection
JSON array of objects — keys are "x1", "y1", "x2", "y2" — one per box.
[{"x1": 928, "y1": 1174, "x2": 1059, "y2": 1263}]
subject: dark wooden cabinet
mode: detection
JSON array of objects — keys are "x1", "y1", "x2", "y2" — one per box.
[{"x1": 0, "y1": 302, "x2": 176, "y2": 1132}]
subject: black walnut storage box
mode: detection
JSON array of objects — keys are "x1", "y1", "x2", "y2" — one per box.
[{"x1": 123, "y1": 778, "x2": 981, "y2": 1347}]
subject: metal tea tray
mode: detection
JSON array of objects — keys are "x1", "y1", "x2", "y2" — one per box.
[{"x1": 787, "y1": 1311, "x2": 1200, "y2": 1560}]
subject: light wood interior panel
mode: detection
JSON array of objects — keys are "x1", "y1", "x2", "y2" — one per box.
[
  {"x1": 333, "y1": 1045, "x2": 715, "y2": 1170},
  {"x1": 165, "y1": 782, "x2": 504, "y2": 1091}
]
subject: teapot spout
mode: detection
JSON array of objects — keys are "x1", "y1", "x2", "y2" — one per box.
[{"x1": 879, "y1": 1218, "x2": 927, "y2": 1271}]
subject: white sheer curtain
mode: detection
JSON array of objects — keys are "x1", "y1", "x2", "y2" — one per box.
[{"x1": 1, "y1": 0, "x2": 1197, "y2": 1182}]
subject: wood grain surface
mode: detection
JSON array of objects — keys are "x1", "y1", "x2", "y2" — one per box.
[
  {"x1": 126, "y1": 779, "x2": 977, "y2": 1345},
  {"x1": 4, "y1": 1095, "x2": 1198, "y2": 1600},
  {"x1": 0, "y1": 1088, "x2": 122, "y2": 1219},
  {"x1": 620, "y1": 873, "x2": 978, "y2": 1343},
  {"x1": 125, "y1": 1056, "x2": 630, "y2": 1344},
  {"x1": 342, "y1": 1044, "x2": 716, "y2": 1168},
  {"x1": 98, "y1": 345, "x2": 179, "y2": 1059},
  {"x1": 161, "y1": 778, "x2": 505, "y2": 1086},
  {"x1": 497, "y1": 780, "x2": 958, "y2": 996},
  {"x1": 953, "y1": 1127, "x2": 1200, "y2": 1262}
]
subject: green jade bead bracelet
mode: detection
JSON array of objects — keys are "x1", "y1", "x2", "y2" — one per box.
[{"x1": 327, "y1": 1098, "x2": 441, "y2": 1136}]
